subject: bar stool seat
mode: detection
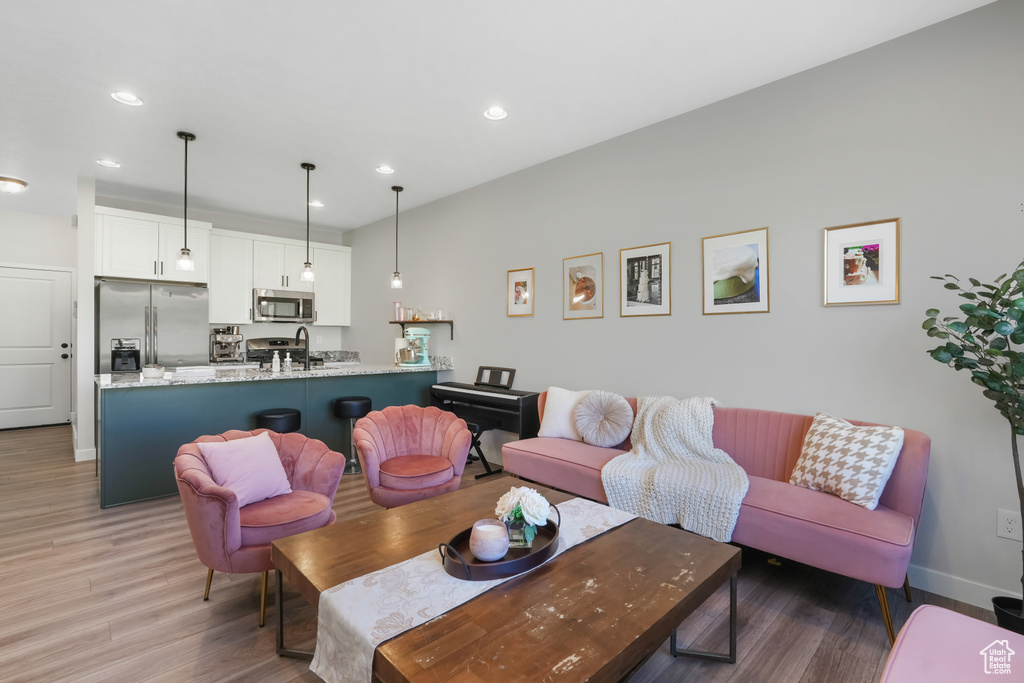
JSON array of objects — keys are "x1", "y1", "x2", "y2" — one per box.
[
  {"x1": 333, "y1": 396, "x2": 372, "y2": 474},
  {"x1": 255, "y1": 408, "x2": 301, "y2": 434}
]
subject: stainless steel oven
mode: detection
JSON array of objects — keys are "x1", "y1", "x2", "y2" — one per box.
[{"x1": 252, "y1": 289, "x2": 315, "y2": 323}]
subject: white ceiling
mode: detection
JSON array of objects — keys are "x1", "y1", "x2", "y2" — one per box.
[{"x1": 0, "y1": 0, "x2": 992, "y2": 233}]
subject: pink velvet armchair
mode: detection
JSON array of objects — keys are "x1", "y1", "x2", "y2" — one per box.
[
  {"x1": 173, "y1": 429, "x2": 345, "y2": 626},
  {"x1": 353, "y1": 405, "x2": 472, "y2": 508}
]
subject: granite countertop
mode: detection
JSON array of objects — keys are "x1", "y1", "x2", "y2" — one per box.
[{"x1": 95, "y1": 357, "x2": 453, "y2": 390}]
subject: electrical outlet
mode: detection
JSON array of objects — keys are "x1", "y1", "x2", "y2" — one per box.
[
  {"x1": 316, "y1": 335, "x2": 323, "y2": 344},
  {"x1": 997, "y1": 509, "x2": 1023, "y2": 541}
]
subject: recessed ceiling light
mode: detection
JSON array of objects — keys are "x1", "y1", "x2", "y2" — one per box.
[
  {"x1": 376, "y1": 165, "x2": 395, "y2": 175},
  {"x1": 308, "y1": 200, "x2": 324, "y2": 208},
  {"x1": 96, "y1": 159, "x2": 121, "y2": 168},
  {"x1": 111, "y1": 92, "x2": 144, "y2": 106},
  {"x1": 483, "y1": 106, "x2": 508, "y2": 120},
  {"x1": 0, "y1": 176, "x2": 28, "y2": 193}
]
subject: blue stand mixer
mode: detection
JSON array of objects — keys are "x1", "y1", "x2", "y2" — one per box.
[{"x1": 399, "y1": 327, "x2": 432, "y2": 366}]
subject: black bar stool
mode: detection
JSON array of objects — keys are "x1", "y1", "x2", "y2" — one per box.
[
  {"x1": 333, "y1": 396, "x2": 372, "y2": 474},
  {"x1": 255, "y1": 408, "x2": 301, "y2": 434}
]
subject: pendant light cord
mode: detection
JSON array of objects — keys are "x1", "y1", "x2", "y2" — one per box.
[
  {"x1": 183, "y1": 135, "x2": 188, "y2": 251},
  {"x1": 394, "y1": 189, "x2": 399, "y2": 272},
  {"x1": 306, "y1": 165, "x2": 310, "y2": 263}
]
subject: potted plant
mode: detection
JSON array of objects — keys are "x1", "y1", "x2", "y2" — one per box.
[{"x1": 923, "y1": 257, "x2": 1024, "y2": 633}]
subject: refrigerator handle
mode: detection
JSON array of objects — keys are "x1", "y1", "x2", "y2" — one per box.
[
  {"x1": 144, "y1": 306, "x2": 151, "y2": 365},
  {"x1": 153, "y1": 307, "x2": 159, "y2": 365}
]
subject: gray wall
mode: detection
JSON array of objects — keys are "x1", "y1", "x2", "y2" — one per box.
[{"x1": 344, "y1": 0, "x2": 1024, "y2": 607}]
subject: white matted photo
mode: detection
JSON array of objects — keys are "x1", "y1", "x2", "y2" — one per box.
[
  {"x1": 507, "y1": 267, "x2": 534, "y2": 317},
  {"x1": 823, "y1": 218, "x2": 900, "y2": 306},
  {"x1": 563, "y1": 252, "x2": 603, "y2": 320},
  {"x1": 620, "y1": 242, "x2": 670, "y2": 317},
  {"x1": 702, "y1": 227, "x2": 770, "y2": 315}
]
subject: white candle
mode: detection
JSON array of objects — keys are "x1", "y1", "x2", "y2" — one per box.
[{"x1": 470, "y1": 519, "x2": 510, "y2": 562}]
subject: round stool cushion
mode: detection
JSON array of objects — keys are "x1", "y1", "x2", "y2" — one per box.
[
  {"x1": 333, "y1": 396, "x2": 372, "y2": 419},
  {"x1": 379, "y1": 454, "x2": 454, "y2": 490},
  {"x1": 255, "y1": 408, "x2": 301, "y2": 433}
]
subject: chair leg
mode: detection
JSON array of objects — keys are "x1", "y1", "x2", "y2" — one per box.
[
  {"x1": 260, "y1": 570, "x2": 269, "y2": 628},
  {"x1": 203, "y1": 568, "x2": 214, "y2": 601},
  {"x1": 874, "y1": 584, "x2": 896, "y2": 646},
  {"x1": 902, "y1": 574, "x2": 912, "y2": 602}
]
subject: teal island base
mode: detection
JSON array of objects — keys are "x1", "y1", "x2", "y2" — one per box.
[{"x1": 96, "y1": 371, "x2": 437, "y2": 508}]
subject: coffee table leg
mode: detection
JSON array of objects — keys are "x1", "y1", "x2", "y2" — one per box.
[
  {"x1": 276, "y1": 569, "x2": 314, "y2": 660},
  {"x1": 670, "y1": 571, "x2": 737, "y2": 664}
]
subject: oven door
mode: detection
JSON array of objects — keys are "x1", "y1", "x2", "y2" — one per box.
[{"x1": 253, "y1": 289, "x2": 315, "y2": 323}]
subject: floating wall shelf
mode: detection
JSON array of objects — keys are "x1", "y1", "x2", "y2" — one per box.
[{"x1": 390, "y1": 320, "x2": 454, "y2": 340}]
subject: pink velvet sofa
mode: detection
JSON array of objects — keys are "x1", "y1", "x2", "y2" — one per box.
[{"x1": 502, "y1": 393, "x2": 931, "y2": 644}]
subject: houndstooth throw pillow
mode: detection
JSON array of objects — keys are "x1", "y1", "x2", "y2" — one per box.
[{"x1": 789, "y1": 413, "x2": 905, "y2": 510}]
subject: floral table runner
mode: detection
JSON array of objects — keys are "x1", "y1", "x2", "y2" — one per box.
[{"x1": 310, "y1": 497, "x2": 636, "y2": 683}]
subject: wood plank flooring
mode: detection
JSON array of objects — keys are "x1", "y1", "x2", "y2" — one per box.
[{"x1": 0, "y1": 425, "x2": 993, "y2": 682}]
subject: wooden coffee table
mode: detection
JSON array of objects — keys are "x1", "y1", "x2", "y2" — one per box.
[{"x1": 272, "y1": 478, "x2": 740, "y2": 682}]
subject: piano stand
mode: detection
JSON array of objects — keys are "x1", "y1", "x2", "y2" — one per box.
[{"x1": 463, "y1": 417, "x2": 504, "y2": 479}]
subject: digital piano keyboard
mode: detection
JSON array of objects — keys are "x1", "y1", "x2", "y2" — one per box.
[{"x1": 429, "y1": 381, "x2": 540, "y2": 440}]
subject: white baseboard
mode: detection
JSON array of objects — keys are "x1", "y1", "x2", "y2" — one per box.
[
  {"x1": 908, "y1": 563, "x2": 1021, "y2": 610},
  {"x1": 75, "y1": 447, "x2": 96, "y2": 462}
]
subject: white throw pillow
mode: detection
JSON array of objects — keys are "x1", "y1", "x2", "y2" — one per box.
[
  {"x1": 198, "y1": 431, "x2": 293, "y2": 508},
  {"x1": 574, "y1": 391, "x2": 633, "y2": 448},
  {"x1": 789, "y1": 413, "x2": 904, "y2": 510},
  {"x1": 537, "y1": 387, "x2": 593, "y2": 441}
]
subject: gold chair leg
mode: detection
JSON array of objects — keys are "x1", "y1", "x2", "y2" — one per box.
[
  {"x1": 875, "y1": 584, "x2": 896, "y2": 646},
  {"x1": 203, "y1": 568, "x2": 214, "y2": 601},
  {"x1": 903, "y1": 574, "x2": 912, "y2": 602},
  {"x1": 259, "y1": 570, "x2": 268, "y2": 628}
]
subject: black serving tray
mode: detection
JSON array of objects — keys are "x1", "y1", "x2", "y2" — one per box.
[{"x1": 439, "y1": 506, "x2": 560, "y2": 581}]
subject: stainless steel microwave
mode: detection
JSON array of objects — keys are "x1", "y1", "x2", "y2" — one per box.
[{"x1": 253, "y1": 289, "x2": 315, "y2": 323}]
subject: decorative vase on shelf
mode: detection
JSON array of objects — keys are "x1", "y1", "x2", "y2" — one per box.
[{"x1": 505, "y1": 519, "x2": 536, "y2": 549}]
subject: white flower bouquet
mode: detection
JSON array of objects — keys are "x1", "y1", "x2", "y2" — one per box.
[{"x1": 495, "y1": 486, "x2": 550, "y2": 546}]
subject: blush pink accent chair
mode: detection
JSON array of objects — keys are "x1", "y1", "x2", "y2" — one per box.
[
  {"x1": 502, "y1": 393, "x2": 931, "y2": 645},
  {"x1": 353, "y1": 405, "x2": 472, "y2": 508},
  {"x1": 173, "y1": 429, "x2": 345, "y2": 626}
]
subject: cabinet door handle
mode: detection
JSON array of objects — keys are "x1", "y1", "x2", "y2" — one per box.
[
  {"x1": 61, "y1": 353, "x2": 69, "y2": 359},
  {"x1": 286, "y1": 275, "x2": 290, "y2": 287},
  {"x1": 154, "y1": 261, "x2": 158, "y2": 275},
  {"x1": 160, "y1": 261, "x2": 164, "y2": 275},
  {"x1": 249, "y1": 308, "x2": 252, "y2": 321},
  {"x1": 281, "y1": 275, "x2": 285, "y2": 287}
]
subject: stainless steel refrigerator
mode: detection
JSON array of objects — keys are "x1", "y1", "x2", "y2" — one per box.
[{"x1": 96, "y1": 280, "x2": 210, "y2": 373}]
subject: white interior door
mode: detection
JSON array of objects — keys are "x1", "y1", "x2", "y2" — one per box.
[{"x1": 0, "y1": 267, "x2": 73, "y2": 429}]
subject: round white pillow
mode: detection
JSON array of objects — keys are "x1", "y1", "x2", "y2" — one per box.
[{"x1": 573, "y1": 391, "x2": 633, "y2": 448}]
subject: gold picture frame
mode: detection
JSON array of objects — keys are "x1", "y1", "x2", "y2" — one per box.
[
  {"x1": 563, "y1": 252, "x2": 603, "y2": 320},
  {"x1": 620, "y1": 242, "x2": 670, "y2": 317},
  {"x1": 507, "y1": 267, "x2": 534, "y2": 316},
  {"x1": 702, "y1": 227, "x2": 770, "y2": 315},
  {"x1": 823, "y1": 218, "x2": 900, "y2": 306}
]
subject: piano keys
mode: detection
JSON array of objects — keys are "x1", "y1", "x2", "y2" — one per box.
[{"x1": 429, "y1": 381, "x2": 540, "y2": 440}]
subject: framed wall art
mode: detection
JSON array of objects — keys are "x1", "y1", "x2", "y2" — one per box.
[
  {"x1": 620, "y1": 242, "x2": 670, "y2": 317},
  {"x1": 563, "y1": 252, "x2": 603, "y2": 320},
  {"x1": 702, "y1": 227, "x2": 770, "y2": 315},
  {"x1": 507, "y1": 267, "x2": 534, "y2": 317},
  {"x1": 823, "y1": 218, "x2": 900, "y2": 306}
]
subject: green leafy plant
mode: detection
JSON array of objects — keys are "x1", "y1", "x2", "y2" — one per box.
[{"x1": 923, "y1": 258, "x2": 1024, "y2": 604}]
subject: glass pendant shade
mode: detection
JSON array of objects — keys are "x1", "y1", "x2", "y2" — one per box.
[
  {"x1": 177, "y1": 247, "x2": 195, "y2": 271},
  {"x1": 302, "y1": 262, "x2": 315, "y2": 282},
  {"x1": 391, "y1": 271, "x2": 403, "y2": 289}
]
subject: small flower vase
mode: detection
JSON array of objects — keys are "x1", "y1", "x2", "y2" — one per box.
[{"x1": 506, "y1": 520, "x2": 536, "y2": 549}]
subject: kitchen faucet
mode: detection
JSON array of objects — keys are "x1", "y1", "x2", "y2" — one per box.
[{"x1": 295, "y1": 325, "x2": 310, "y2": 371}]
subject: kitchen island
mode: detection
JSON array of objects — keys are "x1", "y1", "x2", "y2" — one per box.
[{"x1": 94, "y1": 361, "x2": 452, "y2": 508}]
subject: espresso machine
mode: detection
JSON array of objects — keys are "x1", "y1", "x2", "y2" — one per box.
[
  {"x1": 399, "y1": 327, "x2": 432, "y2": 367},
  {"x1": 210, "y1": 326, "x2": 244, "y2": 364}
]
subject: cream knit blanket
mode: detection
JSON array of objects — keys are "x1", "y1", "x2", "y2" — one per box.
[{"x1": 600, "y1": 396, "x2": 748, "y2": 542}]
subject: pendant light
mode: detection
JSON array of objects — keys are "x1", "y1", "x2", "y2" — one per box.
[
  {"x1": 176, "y1": 131, "x2": 196, "y2": 272},
  {"x1": 391, "y1": 185, "x2": 403, "y2": 289},
  {"x1": 300, "y1": 162, "x2": 315, "y2": 282}
]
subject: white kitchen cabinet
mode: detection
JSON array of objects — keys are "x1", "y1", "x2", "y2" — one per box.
[
  {"x1": 252, "y1": 240, "x2": 313, "y2": 292},
  {"x1": 312, "y1": 246, "x2": 351, "y2": 326},
  {"x1": 208, "y1": 233, "x2": 254, "y2": 324},
  {"x1": 95, "y1": 208, "x2": 210, "y2": 283}
]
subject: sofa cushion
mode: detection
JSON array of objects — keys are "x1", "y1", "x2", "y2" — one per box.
[
  {"x1": 574, "y1": 390, "x2": 633, "y2": 448},
  {"x1": 732, "y1": 475, "x2": 914, "y2": 587},
  {"x1": 198, "y1": 431, "x2": 293, "y2": 508},
  {"x1": 379, "y1": 454, "x2": 454, "y2": 490},
  {"x1": 502, "y1": 437, "x2": 625, "y2": 503},
  {"x1": 789, "y1": 412, "x2": 904, "y2": 510},
  {"x1": 239, "y1": 489, "x2": 333, "y2": 546},
  {"x1": 537, "y1": 387, "x2": 593, "y2": 441}
]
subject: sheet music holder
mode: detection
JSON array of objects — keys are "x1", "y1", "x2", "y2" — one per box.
[{"x1": 474, "y1": 366, "x2": 516, "y2": 390}]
